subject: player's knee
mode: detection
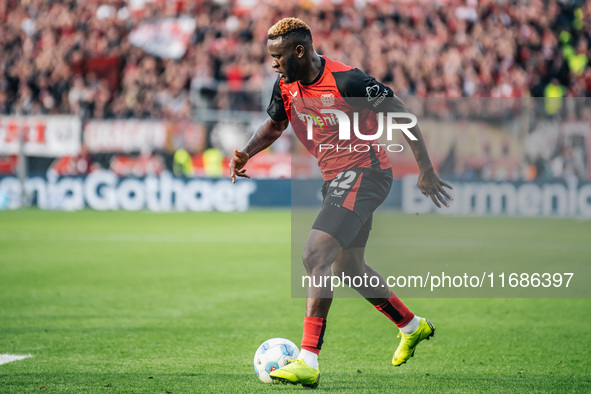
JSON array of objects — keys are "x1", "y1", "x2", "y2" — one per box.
[
  {"x1": 302, "y1": 245, "x2": 333, "y2": 274},
  {"x1": 333, "y1": 250, "x2": 365, "y2": 276},
  {"x1": 332, "y1": 260, "x2": 363, "y2": 281},
  {"x1": 331, "y1": 263, "x2": 345, "y2": 278},
  {"x1": 332, "y1": 259, "x2": 350, "y2": 276}
]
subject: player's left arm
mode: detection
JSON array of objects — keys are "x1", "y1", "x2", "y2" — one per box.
[{"x1": 333, "y1": 68, "x2": 453, "y2": 208}]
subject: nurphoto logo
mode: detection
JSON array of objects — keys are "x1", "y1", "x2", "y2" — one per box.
[{"x1": 304, "y1": 109, "x2": 417, "y2": 153}]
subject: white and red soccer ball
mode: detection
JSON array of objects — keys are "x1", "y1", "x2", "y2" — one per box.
[{"x1": 253, "y1": 338, "x2": 300, "y2": 383}]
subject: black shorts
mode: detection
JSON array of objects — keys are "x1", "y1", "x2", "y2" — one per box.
[{"x1": 312, "y1": 167, "x2": 393, "y2": 249}]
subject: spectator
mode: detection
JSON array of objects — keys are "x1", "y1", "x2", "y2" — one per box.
[{"x1": 1, "y1": 0, "x2": 591, "y2": 120}]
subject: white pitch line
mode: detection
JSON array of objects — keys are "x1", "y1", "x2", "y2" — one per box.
[{"x1": 0, "y1": 354, "x2": 32, "y2": 365}]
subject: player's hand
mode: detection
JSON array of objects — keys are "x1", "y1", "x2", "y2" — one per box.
[
  {"x1": 417, "y1": 168, "x2": 453, "y2": 208},
  {"x1": 230, "y1": 149, "x2": 250, "y2": 183}
]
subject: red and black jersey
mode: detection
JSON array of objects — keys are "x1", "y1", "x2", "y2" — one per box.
[{"x1": 267, "y1": 56, "x2": 393, "y2": 181}]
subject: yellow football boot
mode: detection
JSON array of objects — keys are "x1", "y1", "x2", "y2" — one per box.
[
  {"x1": 392, "y1": 318, "x2": 435, "y2": 366},
  {"x1": 270, "y1": 358, "x2": 320, "y2": 388}
]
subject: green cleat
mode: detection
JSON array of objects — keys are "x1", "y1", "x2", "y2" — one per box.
[
  {"x1": 269, "y1": 358, "x2": 320, "y2": 388},
  {"x1": 392, "y1": 318, "x2": 435, "y2": 366}
]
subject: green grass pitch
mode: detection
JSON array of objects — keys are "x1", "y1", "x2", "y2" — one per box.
[{"x1": 0, "y1": 209, "x2": 590, "y2": 392}]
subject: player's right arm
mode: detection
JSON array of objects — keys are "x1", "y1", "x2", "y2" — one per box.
[
  {"x1": 230, "y1": 117, "x2": 289, "y2": 183},
  {"x1": 231, "y1": 76, "x2": 289, "y2": 183}
]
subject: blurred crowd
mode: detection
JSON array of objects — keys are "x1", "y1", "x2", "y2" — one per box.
[{"x1": 1, "y1": 0, "x2": 591, "y2": 120}]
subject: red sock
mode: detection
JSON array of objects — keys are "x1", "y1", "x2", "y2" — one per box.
[
  {"x1": 301, "y1": 316, "x2": 326, "y2": 354},
  {"x1": 374, "y1": 291, "x2": 414, "y2": 328}
]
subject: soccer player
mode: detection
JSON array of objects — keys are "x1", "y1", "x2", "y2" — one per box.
[{"x1": 230, "y1": 18, "x2": 452, "y2": 388}]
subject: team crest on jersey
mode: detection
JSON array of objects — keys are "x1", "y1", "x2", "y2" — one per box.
[{"x1": 321, "y1": 93, "x2": 335, "y2": 107}]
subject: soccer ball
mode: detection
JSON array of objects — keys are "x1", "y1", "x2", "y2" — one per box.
[{"x1": 253, "y1": 338, "x2": 300, "y2": 383}]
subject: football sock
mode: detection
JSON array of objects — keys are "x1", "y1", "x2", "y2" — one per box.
[
  {"x1": 299, "y1": 349, "x2": 319, "y2": 369},
  {"x1": 399, "y1": 314, "x2": 421, "y2": 335},
  {"x1": 301, "y1": 316, "x2": 326, "y2": 358},
  {"x1": 374, "y1": 291, "x2": 415, "y2": 328}
]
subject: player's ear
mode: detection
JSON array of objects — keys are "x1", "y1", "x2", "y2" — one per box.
[{"x1": 294, "y1": 44, "x2": 305, "y2": 59}]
